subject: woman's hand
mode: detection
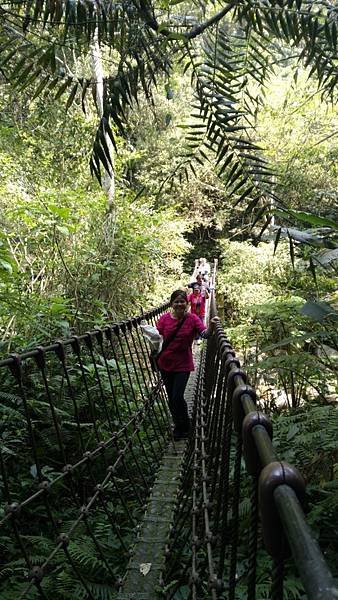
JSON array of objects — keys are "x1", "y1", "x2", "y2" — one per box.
[{"x1": 205, "y1": 316, "x2": 220, "y2": 336}]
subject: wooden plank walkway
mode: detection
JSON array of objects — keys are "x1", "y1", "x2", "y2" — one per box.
[{"x1": 117, "y1": 346, "x2": 201, "y2": 600}]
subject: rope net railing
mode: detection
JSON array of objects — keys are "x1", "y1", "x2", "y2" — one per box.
[
  {"x1": 0, "y1": 278, "x2": 337, "y2": 599},
  {"x1": 162, "y1": 290, "x2": 338, "y2": 600},
  {"x1": 0, "y1": 304, "x2": 173, "y2": 599}
]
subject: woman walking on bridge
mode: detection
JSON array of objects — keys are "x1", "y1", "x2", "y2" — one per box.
[
  {"x1": 156, "y1": 290, "x2": 218, "y2": 440},
  {"x1": 187, "y1": 284, "x2": 209, "y2": 325}
]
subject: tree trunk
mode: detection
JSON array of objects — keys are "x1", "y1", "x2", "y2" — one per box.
[{"x1": 90, "y1": 31, "x2": 115, "y2": 212}]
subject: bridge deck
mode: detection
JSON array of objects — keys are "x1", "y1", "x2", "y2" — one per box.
[{"x1": 117, "y1": 346, "x2": 201, "y2": 599}]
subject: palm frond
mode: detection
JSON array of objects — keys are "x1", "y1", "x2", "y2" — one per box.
[
  {"x1": 236, "y1": 0, "x2": 338, "y2": 101},
  {"x1": 3, "y1": 1, "x2": 116, "y2": 42},
  {"x1": 2, "y1": 0, "x2": 338, "y2": 199},
  {"x1": 0, "y1": 4, "x2": 171, "y2": 180},
  {"x1": 162, "y1": 22, "x2": 276, "y2": 222}
]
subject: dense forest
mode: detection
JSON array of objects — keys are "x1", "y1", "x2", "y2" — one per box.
[{"x1": 0, "y1": 0, "x2": 337, "y2": 597}]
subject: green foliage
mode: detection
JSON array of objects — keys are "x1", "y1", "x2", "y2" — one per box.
[
  {"x1": 216, "y1": 232, "x2": 337, "y2": 589},
  {"x1": 217, "y1": 238, "x2": 293, "y2": 321},
  {"x1": 0, "y1": 1, "x2": 337, "y2": 596},
  {"x1": 259, "y1": 70, "x2": 338, "y2": 217},
  {"x1": 273, "y1": 405, "x2": 338, "y2": 575},
  {"x1": 2, "y1": 0, "x2": 338, "y2": 243},
  {"x1": 217, "y1": 239, "x2": 337, "y2": 408},
  {"x1": 0, "y1": 233, "x2": 16, "y2": 280},
  {"x1": 0, "y1": 91, "x2": 189, "y2": 353}
]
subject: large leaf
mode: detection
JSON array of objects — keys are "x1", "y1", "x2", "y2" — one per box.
[
  {"x1": 270, "y1": 225, "x2": 338, "y2": 250},
  {"x1": 301, "y1": 301, "x2": 338, "y2": 323},
  {"x1": 261, "y1": 331, "x2": 335, "y2": 353},
  {"x1": 285, "y1": 209, "x2": 338, "y2": 231},
  {"x1": 313, "y1": 248, "x2": 338, "y2": 267}
]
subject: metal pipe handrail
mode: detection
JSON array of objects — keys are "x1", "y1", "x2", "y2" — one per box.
[{"x1": 275, "y1": 485, "x2": 338, "y2": 600}]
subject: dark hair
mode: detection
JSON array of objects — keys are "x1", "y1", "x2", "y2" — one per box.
[{"x1": 170, "y1": 290, "x2": 188, "y2": 304}]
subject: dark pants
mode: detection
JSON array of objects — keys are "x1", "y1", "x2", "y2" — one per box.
[{"x1": 161, "y1": 370, "x2": 190, "y2": 432}]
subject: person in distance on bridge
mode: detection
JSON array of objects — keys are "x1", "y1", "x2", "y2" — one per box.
[
  {"x1": 192, "y1": 257, "x2": 211, "y2": 283},
  {"x1": 187, "y1": 284, "x2": 208, "y2": 325},
  {"x1": 187, "y1": 283, "x2": 209, "y2": 345},
  {"x1": 187, "y1": 273, "x2": 210, "y2": 293},
  {"x1": 156, "y1": 289, "x2": 219, "y2": 441}
]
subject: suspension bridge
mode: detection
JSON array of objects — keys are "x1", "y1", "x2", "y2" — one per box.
[{"x1": 0, "y1": 267, "x2": 337, "y2": 599}]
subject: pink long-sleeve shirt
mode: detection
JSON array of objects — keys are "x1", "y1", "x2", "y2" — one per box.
[{"x1": 156, "y1": 312, "x2": 206, "y2": 372}]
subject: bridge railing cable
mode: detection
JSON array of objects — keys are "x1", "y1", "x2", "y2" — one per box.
[
  {"x1": 0, "y1": 303, "x2": 171, "y2": 598},
  {"x1": 163, "y1": 280, "x2": 338, "y2": 599},
  {"x1": 1, "y1": 279, "x2": 337, "y2": 599}
]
